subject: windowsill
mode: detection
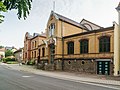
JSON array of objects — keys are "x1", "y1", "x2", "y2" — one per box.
[
  {"x1": 80, "y1": 53, "x2": 88, "y2": 54},
  {"x1": 99, "y1": 52, "x2": 110, "y2": 53},
  {"x1": 67, "y1": 54, "x2": 74, "y2": 55}
]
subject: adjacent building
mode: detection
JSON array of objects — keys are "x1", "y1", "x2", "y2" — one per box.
[
  {"x1": 14, "y1": 48, "x2": 23, "y2": 63},
  {"x1": 0, "y1": 47, "x2": 5, "y2": 60},
  {"x1": 23, "y1": 32, "x2": 46, "y2": 64},
  {"x1": 23, "y1": 3, "x2": 120, "y2": 76}
]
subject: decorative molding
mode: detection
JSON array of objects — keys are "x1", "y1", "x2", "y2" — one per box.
[
  {"x1": 79, "y1": 38, "x2": 89, "y2": 42},
  {"x1": 98, "y1": 34, "x2": 111, "y2": 39},
  {"x1": 66, "y1": 40, "x2": 74, "y2": 44}
]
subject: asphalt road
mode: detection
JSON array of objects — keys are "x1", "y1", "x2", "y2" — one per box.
[{"x1": 0, "y1": 65, "x2": 119, "y2": 90}]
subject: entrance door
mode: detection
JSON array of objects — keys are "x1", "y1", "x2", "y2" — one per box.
[{"x1": 97, "y1": 61, "x2": 110, "y2": 75}]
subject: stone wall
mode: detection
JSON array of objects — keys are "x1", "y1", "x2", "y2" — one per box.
[
  {"x1": 64, "y1": 60, "x2": 96, "y2": 74},
  {"x1": 110, "y1": 62, "x2": 114, "y2": 75},
  {"x1": 54, "y1": 59, "x2": 96, "y2": 74},
  {"x1": 37, "y1": 59, "x2": 114, "y2": 75}
]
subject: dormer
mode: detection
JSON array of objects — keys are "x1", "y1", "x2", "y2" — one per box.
[{"x1": 80, "y1": 19, "x2": 103, "y2": 31}]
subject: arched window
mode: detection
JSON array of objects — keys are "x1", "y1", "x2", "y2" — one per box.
[
  {"x1": 99, "y1": 36, "x2": 110, "y2": 52},
  {"x1": 67, "y1": 42, "x2": 74, "y2": 54},
  {"x1": 80, "y1": 39, "x2": 88, "y2": 54},
  {"x1": 48, "y1": 23, "x2": 55, "y2": 37}
]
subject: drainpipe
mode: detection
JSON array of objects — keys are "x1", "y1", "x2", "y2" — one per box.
[
  {"x1": 61, "y1": 21, "x2": 64, "y2": 71},
  {"x1": 114, "y1": 2, "x2": 120, "y2": 76},
  {"x1": 62, "y1": 37, "x2": 64, "y2": 70}
]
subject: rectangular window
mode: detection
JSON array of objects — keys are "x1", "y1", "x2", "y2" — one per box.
[
  {"x1": 34, "y1": 51, "x2": 36, "y2": 58},
  {"x1": 67, "y1": 42, "x2": 74, "y2": 54},
  {"x1": 26, "y1": 44, "x2": 27, "y2": 50},
  {"x1": 25, "y1": 53, "x2": 27, "y2": 58},
  {"x1": 32, "y1": 52, "x2": 33, "y2": 58},
  {"x1": 32, "y1": 42, "x2": 34, "y2": 48},
  {"x1": 35, "y1": 41, "x2": 37, "y2": 48},
  {"x1": 38, "y1": 49, "x2": 40, "y2": 56},
  {"x1": 42, "y1": 48, "x2": 45, "y2": 57}
]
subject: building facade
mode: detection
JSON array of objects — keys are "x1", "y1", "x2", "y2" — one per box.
[
  {"x1": 14, "y1": 48, "x2": 23, "y2": 63},
  {"x1": 23, "y1": 32, "x2": 32, "y2": 63},
  {"x1": 23, "y1": 3, "x2": 120, "y2": 76},
  {"x1": 0, "y1": 47, "x2": 5, "y2": 60},
  {"x1": 23, "y1": 32, "x2": 46, "y2": 64}
]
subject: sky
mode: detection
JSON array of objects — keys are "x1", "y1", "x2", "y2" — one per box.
[{"x1": 0, "y1": 0, "x2": 120, "y2": 49}]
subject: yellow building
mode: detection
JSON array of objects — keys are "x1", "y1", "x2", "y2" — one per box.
[{"x1": 23, "y1": 3, "x2": 120, "y2": 76}]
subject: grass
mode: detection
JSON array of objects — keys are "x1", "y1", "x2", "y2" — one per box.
[{"x1": 6, "y1": 61, "x2": 18, "y2": 64}]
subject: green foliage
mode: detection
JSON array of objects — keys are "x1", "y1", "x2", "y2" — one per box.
[
  {"x1": 0, "y1": 0, "x2": 32, "y2": 23},
  {"x1": 0, "y1": 1, "x2": 7, "y2": 23},
  {"x1": 27, "y1": 59, "x2": 35, "y2": 65},
  {"x1": 5, "y1": 50, "x2": 14, "y2": 57},
  {"x1": 6, "y1": 61, "x2": 18, "y2": 64},
  {"x1": 0, "y1": 45, "x2": 4, "y2": 49},
  {"x1": 5, "y1": 57, "x2": 15, "y2": 61},
  {"x1": 2, "y1": 57, "x2": 15, "y2": 63}
]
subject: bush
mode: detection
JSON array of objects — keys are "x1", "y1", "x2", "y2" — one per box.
[
  {"x1": 6, "y1": 58, "x2": 15, "y2": 62},
  {"x1": 27, "y1": 60, "x2": 35, "y2": 65},
  {"x1": 2, "y1": 58, "x2": 6, "y2": 63},
  {"x1": 2, "y1": 58, "x2": 15, "y2": 63}
]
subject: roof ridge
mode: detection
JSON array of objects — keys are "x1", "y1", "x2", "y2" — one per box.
[{"x1": 52, "y1": 11, "x2": 88, "y2": 30}]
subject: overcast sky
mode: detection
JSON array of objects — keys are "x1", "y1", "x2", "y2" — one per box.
[{"x1": 0, "y1": 0, "x2": 119, "y2": 49}]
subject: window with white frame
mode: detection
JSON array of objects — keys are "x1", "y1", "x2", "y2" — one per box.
[{"x1": 48, "y1": 23, "x2": 55, "y2": 37}]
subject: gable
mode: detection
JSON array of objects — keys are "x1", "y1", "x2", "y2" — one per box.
[{"x1": 80, "y1": 19, "x2": 103, "y2": 31}]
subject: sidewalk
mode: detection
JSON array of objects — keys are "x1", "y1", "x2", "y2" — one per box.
[{"x1": 1, "y1": 63, "x2": 120, "y2": 86}]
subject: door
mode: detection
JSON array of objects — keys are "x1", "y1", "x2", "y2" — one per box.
[{"x1": 97, "y1": 61, "x2": 110, "y2": 75}]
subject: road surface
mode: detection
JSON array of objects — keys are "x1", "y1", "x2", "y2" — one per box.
[{"x1": 0, "y1": 65, "x2": 119, "y2": 90}]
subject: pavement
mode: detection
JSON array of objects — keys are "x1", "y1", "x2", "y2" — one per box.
[{"x1": 1, "y1": 63, "x2": 120, "y2": 86}]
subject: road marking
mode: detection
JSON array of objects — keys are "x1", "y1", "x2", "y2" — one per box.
[{"x1": 22, "y1": 76, "x2": 32, "y2": 78}]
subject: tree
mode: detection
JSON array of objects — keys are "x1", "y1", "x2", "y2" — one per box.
[
  {"x1": 0, "y1": 1, "x2": 6, "y2": 23},
  {"x1": 0, "y1": 46, "x2": 4, "y2": 49},
  {"x1": 5, "y1": 49, "x2": 13, "y2": 57},
  {"x1": 0, "y1": 0, "x2": 32, "y2": 23}
]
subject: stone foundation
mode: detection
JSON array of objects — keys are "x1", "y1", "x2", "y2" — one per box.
[
  {"x1": 38, "y1": 59, "x2": 113, "y2": 75},
  {"x1": 53, "y1": 59, "x2": 96, "y2": 74},
  {"x1": 66, "y1": 60, "x2": 96, "y2": 74}
]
